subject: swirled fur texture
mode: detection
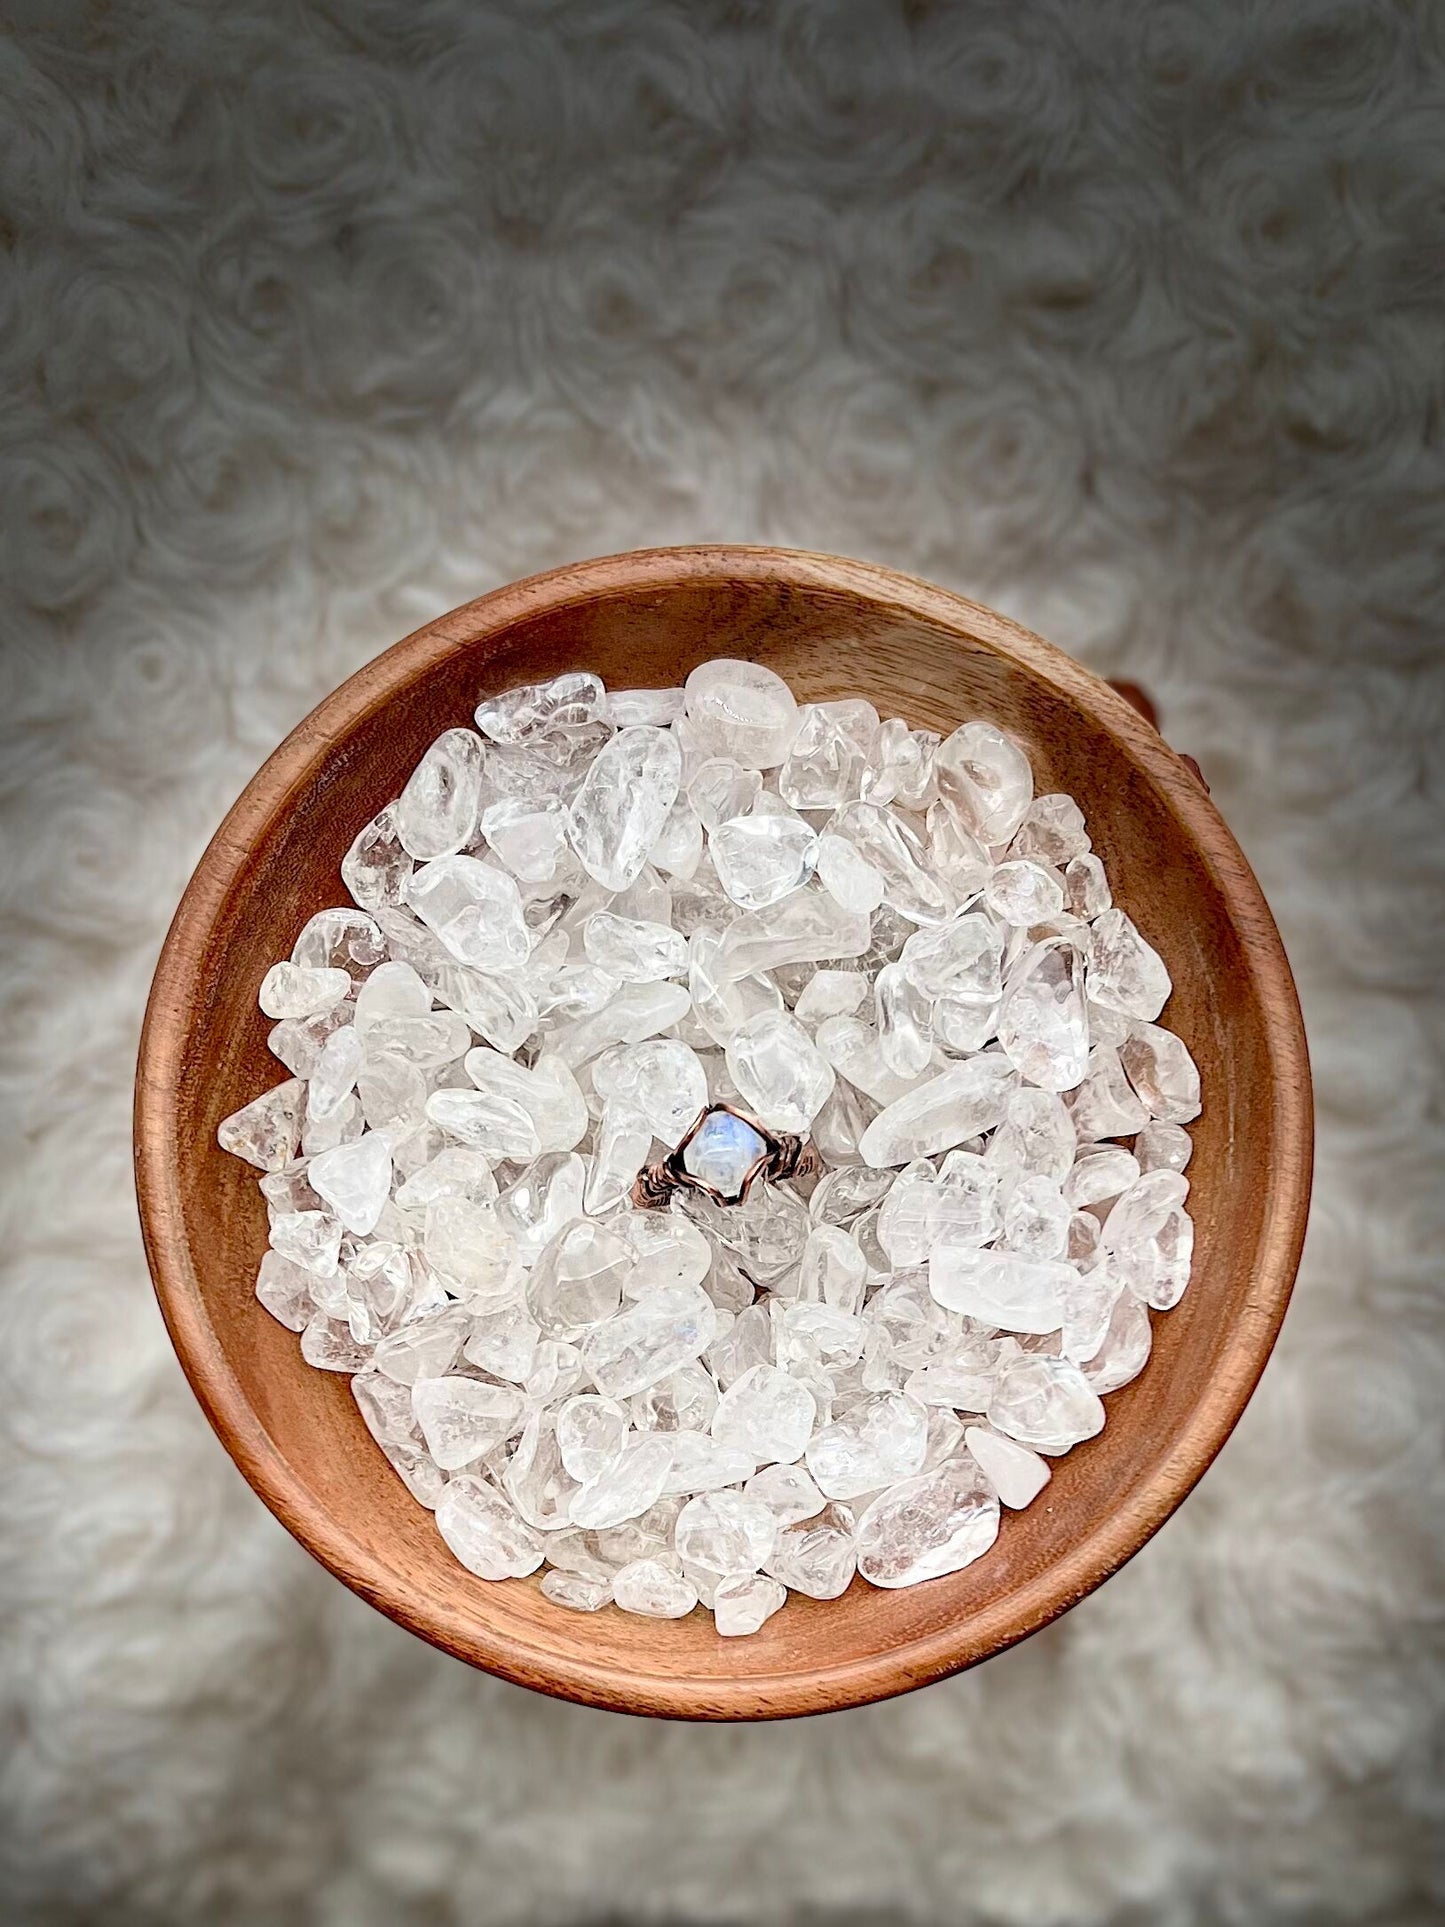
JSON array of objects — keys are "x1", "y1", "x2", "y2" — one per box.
[{"x1": 1, "y1": 2, "x2": 1443, "y2": 1922}]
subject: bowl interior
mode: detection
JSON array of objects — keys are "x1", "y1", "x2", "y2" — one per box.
[{"x1": 139, "y1": 550, "x2": 1310, "y2": 1719}]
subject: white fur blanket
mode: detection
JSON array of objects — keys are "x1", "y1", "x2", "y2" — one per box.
[{"x1": 2, "y1": 2, "x2": 1441, "y2": 1921}]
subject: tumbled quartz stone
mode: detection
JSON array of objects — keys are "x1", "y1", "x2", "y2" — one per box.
[
  {"x1": 798, "y1": 1224, "x2": 868, "y2": 1313},
  {"x1": 1120, "y1": 1023, "x2": 1202, "y2": 1123},
  {"x1": 806, "y1": 1391, "x2": 929, "y2": 1500},
  {"x1": 464, "y1": 1049, "x2": 588, "y2": 1156},
  {"x1": 1064, "y1": 852, "x2": 1111, "y2": 918},
  {"x1": 1067, "y1": 1046, "x2": 1151, "y2": 1141},
  {"x1": 926, "y1": 798, "x2": 992, "y2": 896},
  {"x1": 254, "y1": 1251, "x2": 316, "y2": 1331},
  {"x1": 827, "y1": 802, "x2": 951, "y2": 924},
  {"x1": 777, "y1": 698, "x2": 879, "y2": 808},
  {"x1": 815, "y1": 1016, "x2": 921, "y2": 1108},
  {"x1": 580, "y1": 1284, "x2": 717, "y2": 1399},
  {"x1": 1063, "y1": 1146, "x2": 1140, "y2": 1208},
  {"x1": 675, "y1": 1490, "x2": 777, "y2": 1575},
  {"x1": 929, "y1": 1246, "x2": 1072, "y2": 1332},
  {"x1": 714, "y1": 1571, "x2": 788, "y2": 1637},
  {"x1": 711, "y1": 1364, "x2": 817, "y2": 1464},
  {"x1": 412, "y1": 1376, "x2": 526, "y2": 1471},
  {"x1": 549, "y1": 978, "x2": 691, "y2": 1068},
  {"x1": 1102, "y1": 1169, "x2": 1194, "y2": 1309},
  {"x1": 860, "y1": 1055, "x2": 1016, "y2": 1167},
  {"x1": 395, "y1": 728, "x2": 485, "y2": 861},
  {"x1": 689, "y1": 759, "x2": 763, "y2": 832},
  {"x1": 1087, "y1": 909, "x2": 1172, "y2": 1021},
  {"x1": 611, "y1": 1557, "x2": 698, "y2": 1618},
  {"x1": 987, "y1": 1341, "x2": 1106, "y2": 1454},
  {"x1": 480, "y1": 796, "x2": 569, "y2": 883},
  {"x1": 259, "y1": 962, "x2": 351, "y2": 1020},
  {"x1": 293, "y1": 908, "x2": 387, "y2": 979},
  {"x1": 815, "y1": 831, "x2": 887, "y2": 915},
  {"x1": 566, "y1": 726, "x2": 682, "y2": 891},
  {"x1": 711, "y1": 808, "x2": 818, "y2": 910},
  {"x1": 988, "y1": 1085, "x2": 1076, "y2": 1182},
  {"x1": 555, "y1": 1394, "x2": 630, "y2": 1483},
  {"x1": 998, "y1": 938, "x2": 1090, "y2": 1093},
  {"x1": 541, "y1": 1569, "x2": 613, "y2": 1612},
  {"x1": 793, "y1": 969, "x2": 869, "y2": 1027},
  {"x1": 583, "y1": 911, "x2": 687, "y2": 982},
  {"x1": 528, "y1": 1218, "x2": 632, "y2": 1335},
  {"x1": 765, "y1": 1502, "x2": 857, "y2": 1599},
  {"x1": 605, "y1": 1038, "x2": 706, "y2": 1143},
  {"x1": 405, "y1": 855, "x2": 531, "y2": 973},
  {"x1": 934, "y1": 721, "x2": 1033, "y2": 846},
  {"x1": 307, "y1": 1134, "x2": 392, "y2": 1236},
  {"x1": 1082, "y1": 1291, "x2": 1153, "y2": 1392},
  {"x1": 474, "y1": 671, "x2": 604, "y2": 745},
  {"x1": 218, "y1": 1079, "x2": 304, "y2": 1171},
  {"x1": 855, "y1": 1455, "x2": 1000, "y2": 1587},
  {"x1": 341, "y1": 804, "x2": 414, "y2": 913},
  {"x1": 901, "y1": 913, "x2": 1002, "y2": 1006},
  {"x1": 427, "y1": 1086, "x2": 539, "y2": 1160},
  {"x1": 1013, "y1": 794, "x2": 1090, "y2": 864},
  {"x1": 745, "y1": 1462, "x2": 825, "y2": 1527},
  {"x1": 725, "y1": 1010, "x2": 834, "y2": 1134},
  {"x1": 684, "y1": 659, "x2": 800, "y2": 770},
  {"x1": 569, "y1": 1433, "x2": 674, "y2": 1529},
  {"x1": 1003, "y1": 1175, "x2": 1072, "y2": 1259},
  {"x1": 607, "y1": 687, "x2": 686, "y2": 727},
  {"x1": 623, "y1": 1213, "x2": 713, "y2": 1295},
  {"x1": 863, "y1": 716, "x2": 939, "y2": 810},
  {"x1": 874, "y1": 962, "x2": 933, "y2": 1078},
  {"x1": 423, "y1": 1197, "x2": 519, "y2": 1303},
  {"x1": 1134, "y1": 1120, "x2": 1193, "y2": 1174},
  {"x1": 435, "y1": 1475, "x2": 543, "y2": 1580},
  {"x1": 985, "y1": 859, "x2": 1066, "y2": 927},
  {"x1": 661, "y1": 1431, "x2": 755, "y2": 1496},
  {"x1": 716, "y1": 888, "x2": 871, "y2": 983}
]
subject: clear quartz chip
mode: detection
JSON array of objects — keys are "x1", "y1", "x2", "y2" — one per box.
[
  {"x1": 934, "y1": 721, "x2": 1033, "y2": 845},
  {"x1": 412, "y1": 1376, "x2": 526, "y2": 1470},
  {"x1": 479, "y1": 796, "x2": 569, "y2": 883},
  {"x1": 987, "y1": 1340, "x2": 1105, "y2": 1454},
  {"x1": 566, "y1": 726, "x2": 682, "y2": 891},
  {"x1": 307, "y1": 1134, "x2": 392, "y2": 1235},
  {"x1": 1086, "y1": 909, "x2": 1172, "y2": 1021},
  {"x1": 765, "y1": 1502, "x2": 857, "y2": 1598},
  {"x1": 855, "y1": 1455, "x2": 1000, "y2": 1587},
  {"x1": 580, "y1": 1284, "x2": 718, "y2": 1399},
  {"x1": 1120, "y1": 1023, "x2": 1202, "y2": 1122},
  {"x1": 436, "y1": 1476, "x2": 543, "y2": 1579},
  {"x1": 683, "y1": 659, "x2": 800, "y2": 769},
  {"x1": 342, "y1": 804, "x2": 414, "y2": 912},
  {"x1": 806, "y1": 1391, "x2": 929, "y2": 1500},
  {"x1": 218, "y1": 1079, "x2": 304, "y2": 1171},
  {"x1": 725, "y1": 1010, "x2": 834, "y2": 1133},
  {"x1": 713, "y1": 1571, "x2": 787, "y2": 1637},
  {"x1": 711, "y1": 1364, "x2": 817, "y2": 1463},
  {"x1": 779, "y1": 699, "x2": 880, "y2": 809},
  {"x1": 474, "y1": 671, "x2": 604, "y2": 745},
  {"x1": 611, "y1": 1557, "x2": 698, "y2": 1618},
  {"x1": 396, "y1": 728, "x2": 485, "y2": 861},
  {"x1": 405, "y1": 855, "x2": 531, "y2": 972},
  {"x1": 998, "y1": 939, "x2": 1090, "y2": 1092},
  {"x1": 675, "y1": 1490, "x2": 777, "y2": 1575},
  {"x1": 711, "y1": 808, "x2": 818, "y2": 909},
  {"x1": 259, "y1": 962, "x2": 351, "y2": 1020},
  {"x1": 583, "y1": 911, "x2": 687, "y2": 982},
  {"x1": 860, "y1": 1055, "x2": 1016, "y2": 1166}
]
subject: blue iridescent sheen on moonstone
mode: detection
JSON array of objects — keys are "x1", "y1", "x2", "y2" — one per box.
[{"x1": 681, "y1": 1107, "x2": 768, "y2": 1201}]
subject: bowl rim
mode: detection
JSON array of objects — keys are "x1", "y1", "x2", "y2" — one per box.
[{"x1": 134, "y1": 543, "x2": 1314, "y2": 1720}]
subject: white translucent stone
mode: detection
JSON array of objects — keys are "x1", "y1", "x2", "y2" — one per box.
[
  {"x1": 689, "y1": 758, "x2": 763, "y2": 831},
  {"x1": 860, "y1": 1055, "x2": 1016, "y2": 1166},
  {"x1": 268, "y1": 1008, "x2": 349, "y2": 1079},
  {"x1": 396, "y1": 728, "x2": 485, "y2": 861},
  {"x1": 661, "y1": 1431, "x2": 756, "y2": 1495},
  {"x1": 611, "y1": 1557, "x2": 698, "y2": 1618},
  {"x1": 300, "y1": 1312, "x2": 371, "y2": 1372},
  {"x1": 988, "y1": 1085, "x2": 1076, "y2": 1181},
  {"x1": 798, "y1": 1224, "x2": 869, "y2": 1314},
  {"x1": 528, "y1": 1218, "x2": 631, "y2": 1335},
  {"x1": 814, "y1": 1016, "x2": 922, "y2": 1109},
  {"x1": 775, "y1": 1301, "x2": 867, "y2": 1375},
  {"x1": 745, "y1": 1462, "x2": 825, "y2": 1526},
  {"x1": 342, "y1": 804, "x2": 414, "y2": 912},
  {"x1": 929, "y1": 1245, "x2": 1072, "y2": 1332},
  {"x1": 827, "y1": 802, "x2": 951, "y2": 924},
  {"x1": 1064, "y1": 851, "x2": 1111, "y2": 917},
  {"x1": 434, "y1": 962, "x2": 538, "y2": 1054},
  {"x1": 566, "y1": 726, "x2": 682, "y2": 891},
  {"x1": 714, "y1": 1571, "x2": 788, "y2": 1637},
  {"x1": 934, "y1": 1148, "x2": 1003, "y2": 1246},
  {"x1": 1067, "y1": 1046, "x2": 1151, "y2": 1141},
  {"x1": 395, "y1": 1145, "x2": 498, "y2": 1210},
  {"x1": 580, "y1": 1283, "x2": 718, "y2": 1399},
  {"x1": 680, "y1": 1105, "x2": 769, "y2": 1200},
  {"x1": 717, "y1": 887, "x2": 872, "y2": 983},
  {"x1": 353, "y1": 1368, "x2": 424, "y2": 1450},
  {"x1": 874, "y1": 962, "x2": 933, "y2": 1078},
  {"x1": 479, "y1": 795, "x2": 569, "y2": 882},
  {"x1": 926, "y1": 797, "x2": 992, "y2": 897},
  {"x1": 585, "y1": 1098, "x2": 654, "y2": 1214},
  {"x1": 650, "y1": 796, "x2": 705, "y2": 881},
  {"x1": 631, "y1": 1362, "x2": 719, "y2": 1434},
  {"x1": 793, "y1": 969, "x2": 869, "y2": 1026},
  {"x1": 503, "y1": 1410, "x2": 582, "y2": 1529},
  {"x1": 997, "y1": 938, "x2": 1090, "y2": 1092},
  {"x1": 463, "y1": 1049, "x2": 588, "y2": 1155},
  {"x1": 304, "y1": 1089, "x2": 367, "y2": 1156},
  {"x1": 623, "y1": 1212, "x2": 713, "y2": 1295},
  {"x1": 254, "y1": 1251, "x2": 315, "y2": 1331},
  {"x1": 900, "y1": 913, "x2": 1002, "y2": 1005},
  {"x1": 711, "y1": 807, "x2": 818, "y2": 909},
  {"x1": 862, "y1": 716, "x2": 938, "y2": 810},
  {"x1": 423, "y1": 1197, "x2": 518, "y2": 1304},
  {"x1": 934, "y1": 721, "x2": 1033, "y2": 845},
  {"x1": 307, "y1": 1134, "x2": 392, "y2": 1236},
  {"x1": 583, "y1": 910, "x2": 687, "y2": 982},
  {"x1": 371, "y1": 1305, "x2": 471, "y2": 1385},
  {"x1": 1120, "y1": 1023, "x2": 1202, "y2": 1123},
  {"x1": 1081, "y1": 1291, "x2": 1153, "y2": 1392},
  {"x1": 426, "y1": 1087, "x2": 540, "y2": 1160},
  {"x1": 363, "y1": 1011, "x2": 471, "y2": 1070},
  {"x1": 352, "y1": 959, "x2": 431, "y2": 1033},
  {"x1": 412, "y1": 1375, "x2": 526, "y2": 1470},
  {"x1": 494, "y1": 1152, "x2": 585, "y2": 1264},
  {"x1": 292, "y1": 907, "x2": 386, "y2": 977},
  {"x1": 1060, "y1": 1262, "x2": 1120, "y2": 1363},
  {"x1": 683, "y1": 659, "x2": 800, "y2": 770},
  {"x1": 555, "y1": 1394, "x2": 630, "y2": 1483},
  {"x1": 1134, "y1": 1120, "x2": 1193, "y2": 1174},
  {"x1": 607, "y1": 686, "x2": 686, "y2": 727},
  {"x1": 306, "y1": 1025, "x2": 365, "y2": 1121},
  {"x1": 855, "y1": 1455, "x2": 1000, "y2": 1587},
  {"x1": 984, "y1": 859, "x2": 1066, "y2": 926},
  {"x1": 548, "y1": 979, "x2": 692, "y2": 1068},
  {"x1": 1003, "y1": 1175, "x2": 1072, "y2": 1258},
  {"x1": 686, "y1": 928, "x2": 782, "y2": 1045},
  {"x1": 541, "y1": 1569, "x2": 612, "y2": 1612},
  {"x1": 778, "y1": 699, "x2": 879, "y2": 808},
  {"x1": 765, "y1": 1502, "x2": 857, "y2": 1599},
  {"x1": 462, "y1": 1300, "x2": 541, "y2": 1382},
  {"x1": 474, "y1": 671, "x2": 604, "y2": 744},
  {"x1": 806, "y1": 1391, "x2": 929, "y2": 1500},
  {"x1": 725, "y1": 1010, "x2": 834, "y2": 1133},
  {"x1": 712, "y1": 1365, "x2": 817, "y2": 1464},
  {"x1": 675, "y1": 1490, "x2": 777, "y2": 1575},
  {"x1": 405, "y1": 855, "x2": 531, "y2": 972},
  {"x1": 607, "y1": 1038, "x2": 707, "y2": 1142},
  {"x1": 1087, "y1": 909, "x2": 1172, "y2": 1021},
  {"x1": 218, "y1": 1079, "x2": 304, "y2": 1171},
  {"x1": 1102, "y1": 1170, "x2": 1194, "y2": 1309},
  {"x1": 933, "y1": 990, "x2": 1000, "y2": 1049},
  {"x1": 987, "y1": 1341, "x2": 1105, "y2": 1453},
  {"x1": 1063, "y1": 1146, "x2": 1140, "y2": 1209},
  {"x1": 1013, "y1": 794, "x2": 1090, "y2": 863},
  {"x1": 876, "y1": 1162, "x2": 939, "y2": 1268},
  {"x1": 569, "y1": 1433, "x2": 674, "y2": 1529},
  {"x1": 259, "y1": 962, "x2": 351, "y2": 1020},
  {"x1": 435, "y1": 1475, "x2": 543, "y2": 1579}
]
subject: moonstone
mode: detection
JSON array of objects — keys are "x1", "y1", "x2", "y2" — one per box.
[
  {"x1": 1087, "y1": 909, "x2": 1172, "y2": 1021},
  {"x1": 860, "y1": 1055, "x2": 1016, "y2": 1166},
  {"x1": 713, "y1": 1571, "x2": 788, "y2": 1637},
  {"x1": 217, "y1": 1079, "x2": 304, "y2": 1171},
  {"x1": 435, "y1": 1476, "x2": 543, "y2": 1579},
  {"x1": 583, "y1": 911, "x2": 687, "y2": 982},
  {"x1": 412, "y1": 1376, "x2": 526, "y2": 1470},
  {"x1": 683, "y1": 659, "x2": 800, "y2": 769},
  {"x1": 681, "y1": 1106, "x2": 769, "y2": 1200},
  {"x1": 405, "y1": 856, "x2": 531, "y2": 972},
  {"x1": 934, "y1": 721, "x2": 1033, "y2": 845},
  {"x1": 395, "y1": 728, "x2": 485, "y2": 861},
  {"x1": 929, "y1": 1245, "x2": 1073, "y2": 1332},
  {"x1": 712, "y1": 1364, "x2": 817, "y2": 1463},
  {"x1": 806, "y1": 1391, "x2": 929, "y2": 1500},
  {"x1": 711, "y1": 808, "x2": 818, "y2": 909},
  {"x1": 725, "y1": 1010, "x2": 834, "y2": 1133},
  {"x1": 855, "y1": 1456, "x2": 1000, "y2": 1586},
  {"x1": 566, "y1": 726, "x2": 682, "y2": 891},
  {"x1": 611, "y1": 1558, "x2": 698, "y2": 1618},
  {"x1": 580, "y1": 1283, "x2": 718, "y2": 1399},
  {"x1": 987, "y1": 1342, "x2": 1105, "y2": 1453},
  {"x1": 307, "y1": 1134, "x2": 392, "y2": 1235}
]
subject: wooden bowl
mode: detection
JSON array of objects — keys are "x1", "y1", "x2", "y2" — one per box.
[{"x1": 134, "y1": 546, "x2": 1312, "y2": 1720}]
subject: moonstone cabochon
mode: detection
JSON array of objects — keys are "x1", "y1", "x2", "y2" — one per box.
[
  {"x1": 680, "y1": 1106, "x2": 770, "y2": 1202},
  {"x1": 136, "y1": 545, "x2": 1311, "y2": 1720}
]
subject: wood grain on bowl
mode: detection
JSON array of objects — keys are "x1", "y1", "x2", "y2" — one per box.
[{"x1": 134, "y1": 546, "x2": 1312, "y2": 1720}]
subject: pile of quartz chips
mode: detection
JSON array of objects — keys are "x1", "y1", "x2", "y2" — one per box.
[{"x1": 220, "y1": 659, "x2": 1200, "y2": 1634}]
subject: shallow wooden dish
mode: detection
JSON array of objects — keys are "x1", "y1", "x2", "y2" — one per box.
[{"x1": 135, "y1": 546, "x2": 1312, "y2": 1720}]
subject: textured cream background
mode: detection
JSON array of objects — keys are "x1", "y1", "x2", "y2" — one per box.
[{"x1": 2, "y1": 3, "x2": 1443, "y2": 1921}]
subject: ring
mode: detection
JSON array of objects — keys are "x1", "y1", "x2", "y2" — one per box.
[{"x1": 631, "y1": 1102, "x2": 822, "y2": 1209}]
